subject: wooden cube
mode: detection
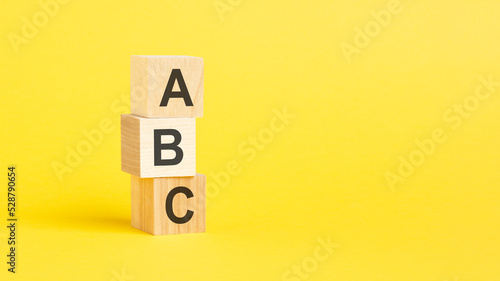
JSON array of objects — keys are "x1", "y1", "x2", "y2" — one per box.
[
  {"x1": 121, "y1": 114, "x2": 195, "y2": 178},
  {"x1": 131, "y1": 174, "x2": 206, "y2": 235},
  {"x1": 131, "y1": 55, "x2": 203, "y2": 118}
]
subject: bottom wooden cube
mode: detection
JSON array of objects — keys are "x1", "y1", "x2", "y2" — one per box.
[{"x1": 131, "y1": 173, "x2": 205, "y2": 235}]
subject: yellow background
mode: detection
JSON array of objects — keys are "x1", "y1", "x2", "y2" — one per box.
[{"x1": 1, "y1": 0, "x2": 500, "y2": 280}]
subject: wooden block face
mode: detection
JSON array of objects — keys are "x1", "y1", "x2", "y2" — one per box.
[
  {"x1": 131, "y1": 55, "x2": 203, "y2": 118},
  {"x1": 121, "y1": 114, "x2": 195, "y2": 178},
  {"x1": 131, "y1": 174, "x2": 206, "y2": 235}
]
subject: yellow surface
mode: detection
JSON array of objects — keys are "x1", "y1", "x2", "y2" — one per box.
[{"x1": 1, "y1": 0, "x2": 500, "y2": 280}]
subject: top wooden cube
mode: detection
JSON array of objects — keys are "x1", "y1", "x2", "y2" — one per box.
[{"x1": 131, "y1": 56, "x2": 203, "y2": 118}]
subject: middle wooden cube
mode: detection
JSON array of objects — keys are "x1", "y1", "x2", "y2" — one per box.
[{"x1": 121, "y1": 114, "x2": 195, "y2": 178}]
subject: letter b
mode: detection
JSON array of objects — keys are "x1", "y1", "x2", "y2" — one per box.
[
  {"x1": 154, "y1": 129, "x2": 183, "y2": 166},
  {"x1": 39, "y1": 0, "x2": 60, "y2": 17},
  {"x1": 370, "y1": 9, "x2": 392, "y2": 27},
  {"x1": 415, "y1": 138, "x2": 436, "y2": 156},
  {"x1": 121, "y1": 114, "x2": 195, "y2": 177}
]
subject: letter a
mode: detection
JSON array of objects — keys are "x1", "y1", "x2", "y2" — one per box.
[{"x1": 160, "y1": 69, "x2": 194, "y2": 107}]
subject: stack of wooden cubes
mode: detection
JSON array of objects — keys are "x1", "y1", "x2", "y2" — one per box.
[{"x1": 121, "y1": 56, "x2": 205, "y2": 235}]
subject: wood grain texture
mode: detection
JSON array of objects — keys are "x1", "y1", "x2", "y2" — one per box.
[
  {"x1": 121, "y1": 114, "x2": 196, "y2": 178},
  {"x1": 130, "y1": 55, "x2": 203, "y2": 118},
  {"x1": 131, "y1": 174, "x2": 206, "y2": 235}
]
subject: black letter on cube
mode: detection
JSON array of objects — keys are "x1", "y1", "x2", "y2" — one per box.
[
  {"x1": 166, "y1": 186, "x2": 194, "y2": 224},
  {"x1": 160, "y1": 69, "x2": 194, "y2": 107},
  {"x1": 154, "y1": 129, "x2": 183, "y2": 166}
]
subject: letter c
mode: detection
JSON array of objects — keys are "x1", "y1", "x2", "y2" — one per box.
[{"x1": 165, "y1": 186, "x2": 194, "y2": 224}]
